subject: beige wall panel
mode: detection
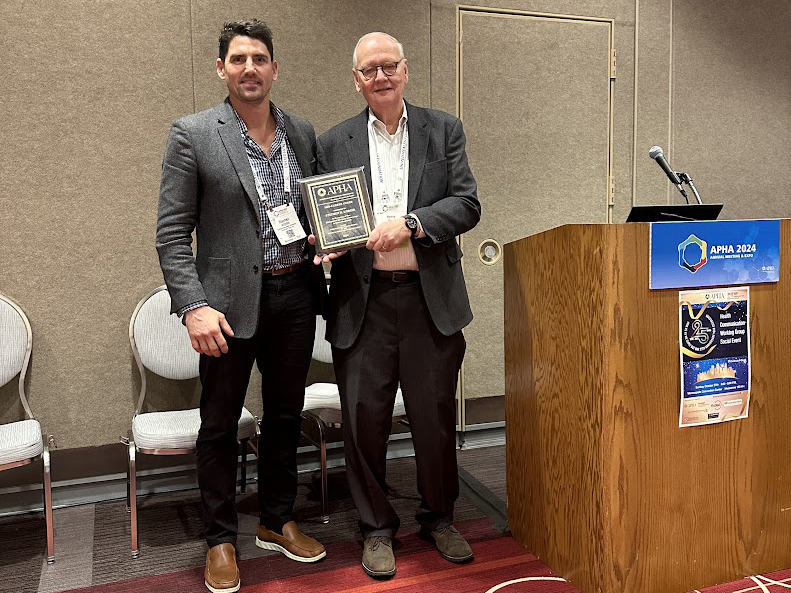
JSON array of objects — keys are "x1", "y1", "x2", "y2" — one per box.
[
  {"x1": 671, "y1": 0, "x2": 791, "y2": 219},
  {"x1": 633, "y1": 0, "x2": 674, "y2": 208},
  {"x1": 430, "y1": 0, "x2": 636, "y2": 407},
  {"x1": 0, "y1": 1, "x2": 194, "y2": 446},
  {"x1": 458, "y1": 12, "x2": 612, "y2": 400},
  {"x1": 190, "y1": 0, "x2": 430, "y2": 136}
]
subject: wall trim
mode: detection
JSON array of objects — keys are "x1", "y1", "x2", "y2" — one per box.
[{"x1": 0, "y1": 422, "x2": 505, "y2": 518}]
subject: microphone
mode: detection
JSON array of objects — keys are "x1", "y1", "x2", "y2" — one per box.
[{"x1": 648, "y1": 146, "x2": 682, "y2": 186}]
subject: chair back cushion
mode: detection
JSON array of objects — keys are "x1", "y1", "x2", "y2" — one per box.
[
  {"x1": 312, "y1": 316, "x2": 333, "y2": 364},
  {"x1": 0, "y1": 298, "x2": 28, "y2": 388},
  {"x1": 133, "y1": 289, "x2": 199, "y2": 380}
]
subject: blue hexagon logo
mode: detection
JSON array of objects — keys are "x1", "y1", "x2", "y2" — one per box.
[{"x1": 678, "y1": 234, "x2": 708, "y2": 273}]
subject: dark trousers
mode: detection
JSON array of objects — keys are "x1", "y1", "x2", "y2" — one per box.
[
  {"x1": 332, "y1": 275, "x2": 465, "y2": 539},
  {"x1": 196, "y1": 266, "x2": 316, "y2": 547}
]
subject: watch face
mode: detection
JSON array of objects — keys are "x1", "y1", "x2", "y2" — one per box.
[{"x1": 404, "y1": 216, "x2": 418, "y2": 237}]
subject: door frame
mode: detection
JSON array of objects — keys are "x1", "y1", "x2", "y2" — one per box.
[{"x1": 455, "y1": 6, "x2": 616, "y2": 432}]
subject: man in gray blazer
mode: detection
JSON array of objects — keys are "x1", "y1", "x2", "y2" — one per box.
[
  {"x1": 313, "y1": 32, "x2": 481, "y2": 579},
  {"x1": 156, "y1": 20, "x2": 327, "y2": 593}
]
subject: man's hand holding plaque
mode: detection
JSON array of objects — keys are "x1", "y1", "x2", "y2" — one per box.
[
  {"x1": 298, "y1": 167, "x2": 376, "y2": 260},
  {"x1": 307, "y1": 234, "x2": 347, "y2": 264}
]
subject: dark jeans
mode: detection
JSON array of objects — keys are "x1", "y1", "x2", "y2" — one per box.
[{"x1": 196, "y1": 266, "x2": 316, "y2": 547}]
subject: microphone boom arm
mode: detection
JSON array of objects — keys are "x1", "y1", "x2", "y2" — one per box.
[{"x1": 676, "y1": 172, "x2": 703, "y2": 205}]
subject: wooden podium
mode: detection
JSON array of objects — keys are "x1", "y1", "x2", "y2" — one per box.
[{"x1": 504, "y1": 221, "x2": 791, "y2": 593}]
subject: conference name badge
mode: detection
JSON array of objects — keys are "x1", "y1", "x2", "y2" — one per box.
[{"x1": 267, "y1": 203, "x2": 307, "y2": 246}]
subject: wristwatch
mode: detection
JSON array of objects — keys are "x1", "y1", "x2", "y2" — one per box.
[{"x1": 404, "y1": 214, "x2": 419, "y2": 238}]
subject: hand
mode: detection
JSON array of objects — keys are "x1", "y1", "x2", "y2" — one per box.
[
  {"x1": 184, "y1": 306, "x2": 234, "y2": 357},
  {"x1": 308, "y1": 234, "x2": 347, "y2": 264},
  {"x1": 366, "y1": 219, "x2": 411, "y2": 252}
]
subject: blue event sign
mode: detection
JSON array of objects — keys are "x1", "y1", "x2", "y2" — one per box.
[{"x1": 650, "y1": 219, "x2": 780, "y2": 289}]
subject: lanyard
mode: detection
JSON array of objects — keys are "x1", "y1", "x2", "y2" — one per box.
[
  {"x1": 254, "y1": 138, "x2": 290, "y2": 211},
  {"x1": 373, "y1": 125, "x2": 408, "y2": 205}
]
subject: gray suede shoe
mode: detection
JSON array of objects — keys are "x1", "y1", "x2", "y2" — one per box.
[
  {"x1": 361, "y1": 536, "x2": 396, "y2": 579},
  {"x1": 422, "y1": 525, "x2": 474, "y2": 563}
]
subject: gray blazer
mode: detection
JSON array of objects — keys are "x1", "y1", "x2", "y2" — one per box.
[
  {"x1": 316, "y1": 102, "x2": 481, "y2": 349},
  {"x1": 156, "y1": 98, "x2": 326, "y2": 339}
]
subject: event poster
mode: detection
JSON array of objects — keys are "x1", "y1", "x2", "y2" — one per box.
[{"x1": 678, "y1": 287, "x2": 751, "y2": 428}]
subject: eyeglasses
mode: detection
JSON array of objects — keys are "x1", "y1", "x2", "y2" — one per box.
[{"x1": 355, "y1": 59, "x2": 404, "y2": 81}]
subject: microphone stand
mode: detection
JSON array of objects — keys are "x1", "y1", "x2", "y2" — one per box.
[{"x1": 676, "y1": 172, "x2": 703, "y2": 204}]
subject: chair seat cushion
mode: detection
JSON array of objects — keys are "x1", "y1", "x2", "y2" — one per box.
[
  {"x1": 132, "y1": 407, "x2": 257, "y2": 451},
  {"x1": 0, "y1": 419, "x2": 43, "y2": 466},
  {"x1": 303, "y1": 383, "x2": 407, "y2": 419}
]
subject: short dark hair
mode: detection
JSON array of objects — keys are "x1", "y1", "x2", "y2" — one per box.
[{"x1": 218, "y1": 20, "x2": 274, "y2": 62}]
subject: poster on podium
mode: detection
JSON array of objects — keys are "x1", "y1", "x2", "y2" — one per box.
[{"x1": 678, "y1": 286, "x2": 751, "y2": 428}]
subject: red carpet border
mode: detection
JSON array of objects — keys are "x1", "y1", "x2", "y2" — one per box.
[
  {"x1": 59, "y1": 517, "x2": 573, "y2": 593},
  {"x1": 58, "y1": 518, "x2": 791, "y2": 593}
]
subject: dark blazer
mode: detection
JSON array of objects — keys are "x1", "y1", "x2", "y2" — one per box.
[
  {"x1": 316, "y1": 102, "x2": 481, "y2": 349},
  {"x1": 156, "y1": 98, "x2": 326, "y2": 339}
]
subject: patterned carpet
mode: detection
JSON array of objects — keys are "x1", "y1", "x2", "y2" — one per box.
[
  {"x1": 0, "y1": 449, "x2": 496, "y2": 593},
  {"x1": 5, "y1": 445, "x2": 791, "y2": 593},
  {"x1": 57, "y1": 517, "x2": 557, "y2": 593}
]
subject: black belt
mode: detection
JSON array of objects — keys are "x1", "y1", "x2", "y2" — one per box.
[
  {"x1": 262, "y1": 261, "x2": 304, "y2": 275},
  {"x1": 372, "y1": 269, "x2": 419, "y2": 283}
]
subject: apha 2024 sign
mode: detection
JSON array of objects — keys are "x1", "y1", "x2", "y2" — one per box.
[{"x1": 650, "y1": 219, "x2": 780, "y2": 290}]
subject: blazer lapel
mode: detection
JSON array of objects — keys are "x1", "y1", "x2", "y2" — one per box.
[
  {"x1": 406, "y1": 102, "x2": 429, "y2": 210},
  {"x1": 216, "y1": 100, "x2": 260, "y2": 217},
  {"x1": 345, "y1": 109, "x2": 374, "y2": 203}
]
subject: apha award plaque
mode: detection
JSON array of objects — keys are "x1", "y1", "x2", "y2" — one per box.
[{"x1": 298, "y1": 167, "x2": 376, "y2": 256}]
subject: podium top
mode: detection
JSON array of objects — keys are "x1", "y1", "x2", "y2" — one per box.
[{"x1": 626, "y1": 204, "x2": 723, "y2": 222}]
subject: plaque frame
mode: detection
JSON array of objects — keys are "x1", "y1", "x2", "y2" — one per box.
[{"x1": 298, "y1": 167, "x2": 376, "y2": 256}]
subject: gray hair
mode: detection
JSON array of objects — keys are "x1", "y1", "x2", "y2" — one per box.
[{"x1": 352, "y1": 32, "x2": 405, "y2": 68}]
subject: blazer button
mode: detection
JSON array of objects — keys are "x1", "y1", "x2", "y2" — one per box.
[
  {"x1": 364, "y1": 275, "x2": 369, "y2": 284},
  {"x1": 253, "y1": 265, "x2": 259, "y2": 273}
]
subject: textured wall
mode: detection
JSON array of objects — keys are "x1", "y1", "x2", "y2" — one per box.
[
  {"x1": 0, "y1": 0, "x2": 195, "y2": 446},
  {"x1": 0, "y1": 0, "x2": 429, "y2": 448},
  {"x1": 634, "y1": 0, "x2": 791, "y2": 218},
  {"x1": 1, "y1": 0, "x2": 789, "y2": 449},
  {"x1": 670, "y1": 0, "x2": 791, "y2": 218}
]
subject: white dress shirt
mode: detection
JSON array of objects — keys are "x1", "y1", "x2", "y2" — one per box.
[{"x1": 367, "y1": 102, "x2": 422, "y2": 271}]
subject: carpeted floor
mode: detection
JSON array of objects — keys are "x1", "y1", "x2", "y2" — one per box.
[
  {"x1": 0, "y1": 447, "x2": 499, "y2": 593},
  {"x1": 5, "y1": 445, "x2": 791, "y2": 593},
  {"x1": 57, "y1": 517, "x2": 563, "y2": 593}
]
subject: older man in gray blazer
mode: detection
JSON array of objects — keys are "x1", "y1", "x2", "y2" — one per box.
[
  {"x1": 157, "y1": 20, "x2": 327, "y2": 593},
  {"x1": 313, "y1": 32, "x2": 481, "y2": 579}
]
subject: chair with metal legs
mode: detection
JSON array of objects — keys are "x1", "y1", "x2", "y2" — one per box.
[
  {"x1": 301, "y1": 315, "x2": 407, "y2": 523},
  {"x1": 125, "y1": 285, "x2": 258, "y2": 557},
  {"x1": 0, "y1": 292, "x2": 55, "y2": 563}
]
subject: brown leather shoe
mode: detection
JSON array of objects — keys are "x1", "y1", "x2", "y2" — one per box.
[
  {"x1": 256, "y1": 521, "x2": 326, "y2": 562},
  {"x1": 204, "y1": 543, "x2": 240, "y2": 593}
]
